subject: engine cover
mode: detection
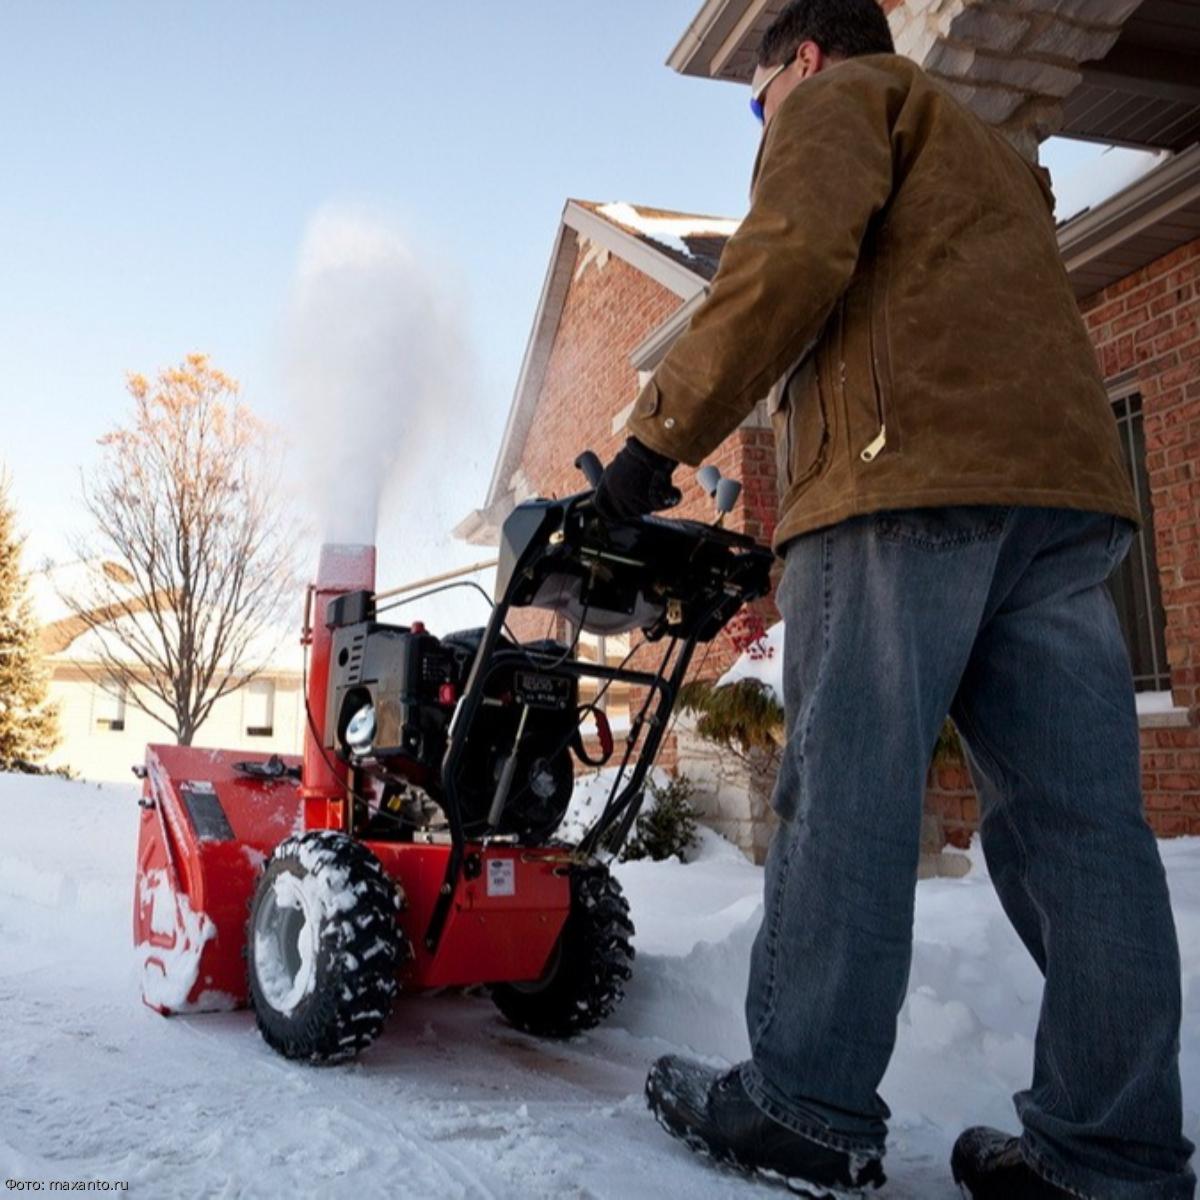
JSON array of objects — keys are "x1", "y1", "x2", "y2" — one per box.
[
  {"x1": 325, "y1": 617, "x2": 579, "y2": 843},
  {"x1": 325, "y1": 620, "x2": 456, "y2": 776}
]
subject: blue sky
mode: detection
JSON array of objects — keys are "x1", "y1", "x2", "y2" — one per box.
[{"x1": 1, "y1": 2, "x2": 1112, "y2": 594}]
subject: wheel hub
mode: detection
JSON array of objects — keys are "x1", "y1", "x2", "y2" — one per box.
[{"x1": 252, "y1": 870, "x2": 320, "y2": 1014}]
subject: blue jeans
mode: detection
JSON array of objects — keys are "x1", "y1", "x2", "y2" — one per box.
[{"x1": 743, "y1": 505, "x2": 1195, "y2": 1200}]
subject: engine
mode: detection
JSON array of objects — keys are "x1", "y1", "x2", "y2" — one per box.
[
  {"x1": 324, "y1": 598, "x2": 581, "y2": 844},
  {"x1": 315, "y1": 452, "x2": 774, "y2": 856}
]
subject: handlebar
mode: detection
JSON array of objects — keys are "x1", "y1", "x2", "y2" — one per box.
[{"x1": 574, "y1": 447, "x2": 682, "y2": 512}]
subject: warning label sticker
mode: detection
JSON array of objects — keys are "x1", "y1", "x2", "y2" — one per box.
[{"x1": 486, "y1": 857, "x2": 515, "y2": 897}]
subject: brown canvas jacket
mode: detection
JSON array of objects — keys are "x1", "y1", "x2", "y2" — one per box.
[{"x1": 625, "y1": 54, "x2": 1138, "y2": 554}]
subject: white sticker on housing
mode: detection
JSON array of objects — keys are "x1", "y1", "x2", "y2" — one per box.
[{"x1": 486, "y1": 858, "x2": 515, "y2": 897}]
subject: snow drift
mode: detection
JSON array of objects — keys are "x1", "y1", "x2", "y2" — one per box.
[{"x1": 1, "y1": 771, "x2": 1196, "y2": 1197}]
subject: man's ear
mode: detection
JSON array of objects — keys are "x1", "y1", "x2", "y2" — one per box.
[{"x1": 796, "y1": 40, "x2": 825, "y2": 78}]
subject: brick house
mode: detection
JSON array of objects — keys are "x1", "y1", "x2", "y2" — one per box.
[
  {"x1": 453, "y1": 200, "x2": 783, "y2": 858},
  {"x1": 459, "y1": 0, "x2": 1200, "y2": 854}
]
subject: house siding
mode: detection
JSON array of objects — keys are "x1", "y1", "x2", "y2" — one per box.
[{"x1": 45, "y1": 666, "x2": 305, "y2": 783}]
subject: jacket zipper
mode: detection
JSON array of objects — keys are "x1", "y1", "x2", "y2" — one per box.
[
  {"x1": 861, "y1": 422, "x2": 887, "y2": 462},
  {"x1": 860, "y1": 268, "x2": 888, "y2": 463},
  {"x1": 782, "y1": 378, "x2": 795, "y2": 487}
]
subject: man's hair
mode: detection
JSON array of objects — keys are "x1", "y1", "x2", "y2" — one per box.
[{"x1": 758, "y1": 0, "x2": 895, "y2": 66}]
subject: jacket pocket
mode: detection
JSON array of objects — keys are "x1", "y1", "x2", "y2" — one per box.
[{"x1": 772, "y1": 354, "x2": 828, "y2": 492}]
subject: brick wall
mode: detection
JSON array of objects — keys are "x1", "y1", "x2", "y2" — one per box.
[
  {"x1": 502, "y1": 244, "x2": 674, "y2": 643},
  {"x1": 506, "y1": 237, "x2": 782, "y2": 809},
  {"x1": 509, "y1": 238, "x2": 781, "y2": 667},
  {"x1": 927, "y1": 237, "x2": 1200, "y2": 841},
  {"x1": 1083, "y1": 238, "x2": 1200, "y2": 836}
]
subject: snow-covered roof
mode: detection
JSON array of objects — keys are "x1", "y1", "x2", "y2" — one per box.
[
  {"x1": 581, "y1": 201, "x2": 739, "y2": 282},
  {"x1": 30, "y1": 560, "x2": 304, "y2": 676},
  {"x1": 27, "y1": 559, "x2": 134, "y2": 630}
]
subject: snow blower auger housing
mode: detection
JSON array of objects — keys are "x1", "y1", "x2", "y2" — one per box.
[{"x1": 134, "y1": 449, "x2": 773, "y2": 1061}]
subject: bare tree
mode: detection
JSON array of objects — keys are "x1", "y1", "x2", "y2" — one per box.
[{"x1": 62, "y1": 353, "x2": 296, "y2": 745}]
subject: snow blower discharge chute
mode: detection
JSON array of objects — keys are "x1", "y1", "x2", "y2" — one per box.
[{"x1": 133, "y1": 450, "x2": 772, "y2": 1061}]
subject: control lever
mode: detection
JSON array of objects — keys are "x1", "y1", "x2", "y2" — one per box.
[
  {"x1": 575, "y1": 450, "x2": 604, "y2": 488},
  {"x1": 715, "y1": 477, "x2": 742, "y2": 521},
  {"x1": 696, "y1": 464, "x2": 721, "y2": 498},
  {"x1": 693, "y1": 464, "x2": 743, "y2": 526}
]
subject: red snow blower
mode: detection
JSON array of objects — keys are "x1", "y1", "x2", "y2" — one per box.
[{"x1": 133, "y1": 450, "x2": 772, "y2": 1061}]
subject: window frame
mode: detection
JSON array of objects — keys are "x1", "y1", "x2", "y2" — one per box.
[
  {"x1": 1107, "y1": 384, "x2": 1171, "y2": 697},
  {"x1": 94, "y1": 677, "x2": 127, "y2": 733},
  {"x1": 243, "y1": 678, "x2": 276, "y2": 739}
]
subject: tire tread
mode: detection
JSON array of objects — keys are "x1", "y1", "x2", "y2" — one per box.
[{"x1": 247, "y1": 830, "x2": 410, "y2": 1063}]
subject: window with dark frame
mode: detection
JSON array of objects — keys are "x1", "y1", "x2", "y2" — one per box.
[
  {"x1": 1107, "y1": 391, "x2": 1171, "y2": 694},
  {"x1": 94, "y1": 678, "x2": 126, "y2": 732},
  {"x1": 244, "y1": 679, "x2": 275, "y2": 738}
]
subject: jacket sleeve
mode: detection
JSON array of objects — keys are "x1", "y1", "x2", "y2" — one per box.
[{"x1": 625, "y1": 60, "x2": 902, "y2": 466}]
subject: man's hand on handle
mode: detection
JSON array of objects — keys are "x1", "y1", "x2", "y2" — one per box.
[{"x1": 593, "y1": 437, "x2": 680, "y2": 522}]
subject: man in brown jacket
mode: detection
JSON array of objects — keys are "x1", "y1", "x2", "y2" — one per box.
[{"x1": 595, "y1": 2, "x2": 1195, "y2": 1198}]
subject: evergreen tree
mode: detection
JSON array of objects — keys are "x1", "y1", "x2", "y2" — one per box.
[{"x1": 0, "y1": 473, "x2": 58, "y2": 768}]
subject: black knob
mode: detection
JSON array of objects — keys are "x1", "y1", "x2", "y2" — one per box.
[{"x1": 575, "y1": 450, "x2": 604, "y2": 487}]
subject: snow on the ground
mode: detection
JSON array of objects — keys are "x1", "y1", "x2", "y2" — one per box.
[
  {"x1": 1, "y1": 771, "x2": 1197, "y2": 1198},
  {"x1": 717, "y1": 620, "x2": 784, "y2": 699},
  {"x1": 558, "y1": 763, "x2": 673, "y2": 844},
  {"x1": 715, "y1": 621, "x2": 1197, "y2": 725}
]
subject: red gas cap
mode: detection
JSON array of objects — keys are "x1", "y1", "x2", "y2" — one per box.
[
  {"x1": 411, "y1": 620, "x2": 426, "y2": 634},
  {"x1": 438, "y1": 682, "x2": 458, "y2": 706}
]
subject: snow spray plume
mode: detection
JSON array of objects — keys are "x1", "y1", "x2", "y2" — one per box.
[{"x1": 284, "y1": 210, "x2": 470, "y2": 545}]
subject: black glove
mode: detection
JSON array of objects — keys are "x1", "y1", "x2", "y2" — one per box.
[{"x1": 593, "y1": 437, "x2": 679, "y2": 522}]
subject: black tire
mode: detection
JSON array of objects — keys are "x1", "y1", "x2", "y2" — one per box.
[
  {"x1": 247, "y1": 830, "x2": 409, "y2": 1063},
  {"x1": 491, "y1": 864, "x2": 634, "y2": 1037}
]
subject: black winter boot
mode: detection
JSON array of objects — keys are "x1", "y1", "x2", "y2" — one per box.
[
  {"x1": 645, "y1": 1055, "x2": 885, "y2": 1198},
  {"x1": 951, "y1": 1126, "x2": 1078, "y2": 1198}
]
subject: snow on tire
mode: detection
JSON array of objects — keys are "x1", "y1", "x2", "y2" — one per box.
[
  {"x1": 491, "y1": 864, "x2": 634, "y2": 1038},
  {"x1": 247, "y1": 830, "x2": 408, "y2": 1063}
]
